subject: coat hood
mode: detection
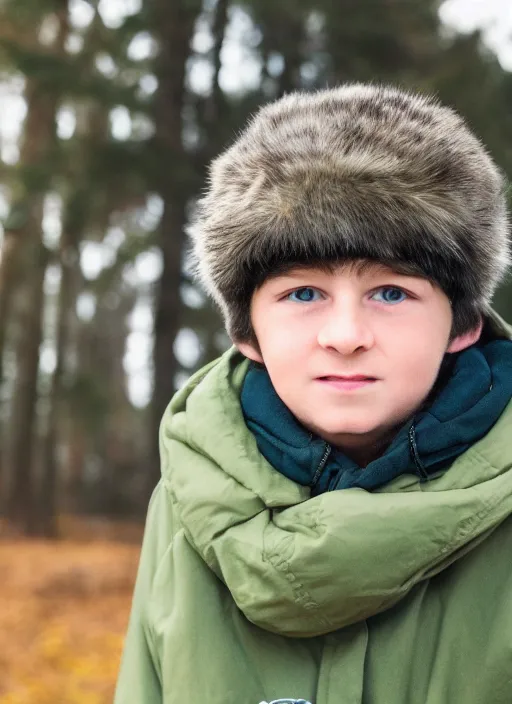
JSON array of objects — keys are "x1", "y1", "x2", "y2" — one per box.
[{"x1": 160, "y1": 310, "x2": 512, "y2": 637}]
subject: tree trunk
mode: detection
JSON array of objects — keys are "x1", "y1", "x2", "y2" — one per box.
[
  {"x1": 8, "y1": 236, "x2": 48, "y2": 533},
  {"x1": 278, "y1": 19, "x2": 305, "y2": 95},
  {"x1": 6, "y1": 21, "x2": 64, "y2": 532},
  {"x1": 148, "y1": 0, "x2": 202, "y2": 497},
  {"x1": 0, "y1": 232, "x2": 22, "y2": 390},
  {"x1": 0, "y1": 230, "x2": 23, "y2": 508},
  {"x1": 38, "y1": 214, "x2": 81, "y2": 537}
]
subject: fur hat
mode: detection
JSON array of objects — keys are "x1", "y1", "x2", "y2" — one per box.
[{"x1": 189, "y1": 83, "x2": 510, "y2": 341}]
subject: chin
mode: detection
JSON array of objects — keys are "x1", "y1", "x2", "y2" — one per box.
[{"x1": 314, "y1": 417, "x2": 379, "y2": 438}]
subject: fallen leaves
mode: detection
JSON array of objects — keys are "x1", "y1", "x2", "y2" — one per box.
[{"x1": 0, "y1": 525, "x2": 142, "y2": 704}]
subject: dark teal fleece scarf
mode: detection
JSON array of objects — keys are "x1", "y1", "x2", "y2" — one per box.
[{"x1": 241, "y1": 339, "x2": 512, "y2": 494}]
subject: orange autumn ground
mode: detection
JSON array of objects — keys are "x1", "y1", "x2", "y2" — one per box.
[{"x1": 0, "y1": 518, "x2": 143, "y2": 704}]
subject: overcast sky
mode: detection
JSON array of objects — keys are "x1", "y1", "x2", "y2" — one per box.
[{"x1": 440, "y1": 0, "x2": 512, "y2": 69}]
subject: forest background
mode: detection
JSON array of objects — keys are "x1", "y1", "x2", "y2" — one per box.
[{"x1": 1, "y1": 0, "x2": 512, "y2": 701}]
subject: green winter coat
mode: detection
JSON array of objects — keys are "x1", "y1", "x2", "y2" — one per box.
[{"x1": 115, "y1": 313, "x2": 512, "y2": 704}]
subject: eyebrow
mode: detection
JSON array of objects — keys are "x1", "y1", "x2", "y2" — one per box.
[
  {"x1": 265, "y1": 263, "x2": 435, "y2": 298},
  {"x1": 268, "y1": 261, "x2": 426, "y2": 281}
]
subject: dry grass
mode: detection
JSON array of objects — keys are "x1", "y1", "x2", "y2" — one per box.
[{"x1": 0, "y1": 517, "x2": 143, "y2": 704}]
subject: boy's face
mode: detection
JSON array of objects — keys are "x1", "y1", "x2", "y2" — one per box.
[{"x1": 237, "y1": 261, "x2": 482, "y2": 465}]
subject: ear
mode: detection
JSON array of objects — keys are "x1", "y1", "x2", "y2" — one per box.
[
  {"x1": 236, "y1": 341, "x2": 264, "y2": 364},
  {"x1": 446, "y1": 317, "x2": 484, "y2": 353}
]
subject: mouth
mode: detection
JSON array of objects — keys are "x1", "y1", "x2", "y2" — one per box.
[
  {"x1": 316, "y1": 375, "x2": 378, "y2": 391},
  {"x1": 319, "y1": 375, "x2": 376, "y2": 381}
]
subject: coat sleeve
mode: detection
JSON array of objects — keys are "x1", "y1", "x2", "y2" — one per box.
[{"x1": 114, "y1": 480, "x2": 174, "y2": 704}]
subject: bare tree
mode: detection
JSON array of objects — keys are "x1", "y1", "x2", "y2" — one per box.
[
  {"x1": 6, "y1": 2, "x2": 68, "y2": 534},
  {"x1": 148, "y1": 0, "x2": 203, "y2": 496}
]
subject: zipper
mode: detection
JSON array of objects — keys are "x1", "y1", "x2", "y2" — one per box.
[
  {"x1": 311, "y1": 442, "x2": 331, "y2": 486},
  {"x1": 408, "y1": 422, "x2": 429, "y2": 480}
]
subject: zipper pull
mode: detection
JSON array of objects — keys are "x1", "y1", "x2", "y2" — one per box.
[{"x1": 259, "y1": 700, "x2": 313, "y2": 704}]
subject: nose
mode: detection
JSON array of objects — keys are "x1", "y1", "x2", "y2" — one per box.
[{"x1": 317, "y1": 301, "x2": 374, "y2": 354}]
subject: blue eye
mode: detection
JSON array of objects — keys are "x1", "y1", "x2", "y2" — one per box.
[
  {"x1": 371, "y1": 287, "x2": 408, "y2": 304},
  {"x1": 287, "y1": 287, "x2": 322, "y2": 303}
]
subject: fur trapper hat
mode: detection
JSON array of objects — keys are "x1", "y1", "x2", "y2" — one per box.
[{"x1": 189, "y1": 83, "x2": 510, "y2": 341}]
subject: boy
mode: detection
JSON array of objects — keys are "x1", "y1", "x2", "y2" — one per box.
[{"x1": 114, "y1": 84, "x2": 512, "y2": 704}]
